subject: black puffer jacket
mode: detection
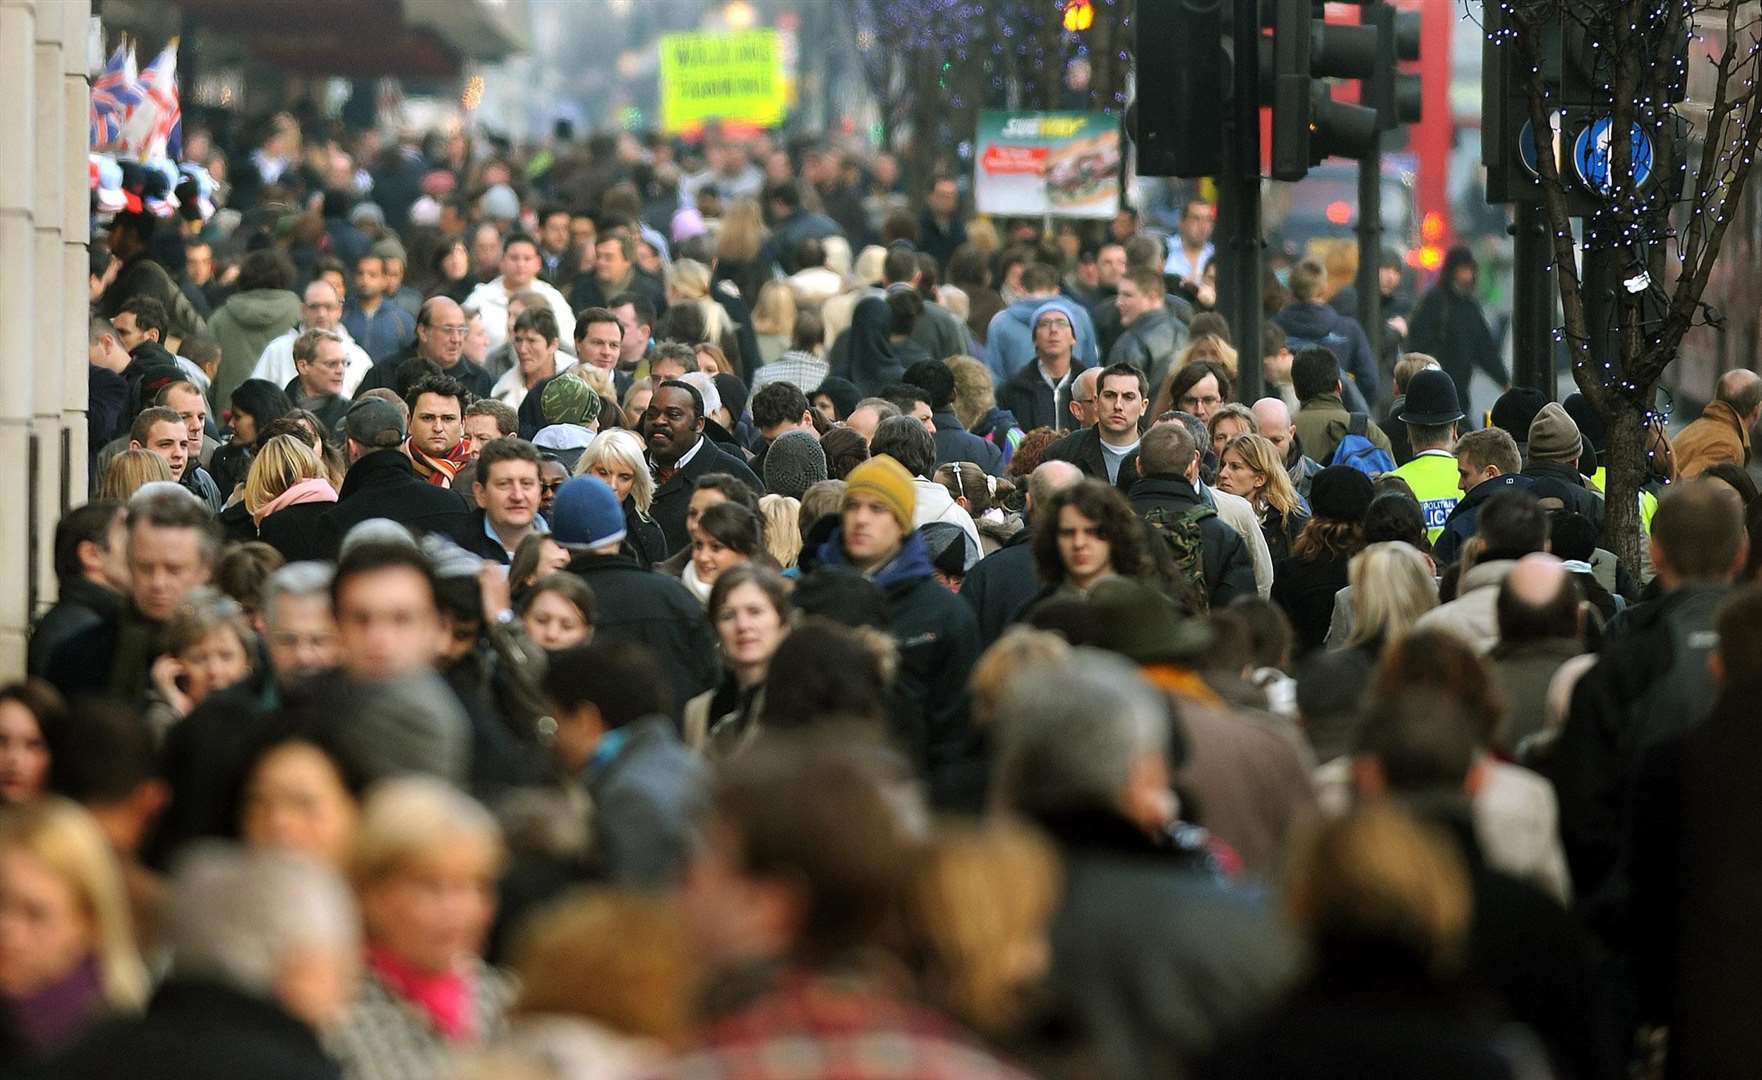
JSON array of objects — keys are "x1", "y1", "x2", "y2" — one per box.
[{"x1": 565, "y1": 551, "x2": 719, "y2": 718}]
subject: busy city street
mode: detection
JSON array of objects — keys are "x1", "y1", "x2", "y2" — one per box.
[{"x1": 1, "y1": 0, "x2": 1761, "y2": 1076}]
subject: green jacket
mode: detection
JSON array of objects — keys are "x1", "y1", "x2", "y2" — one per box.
[
  {"x1": 206, "y1": 288, "x2": 302, "y2": 409},
  {"x1": 1293, "y1": 392, "x2": 1394, "y2": 467}
]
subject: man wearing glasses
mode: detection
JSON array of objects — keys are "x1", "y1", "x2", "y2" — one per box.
[
  {"x1": 354, "y1": 296, "x2": 497, "y2": 399},
  {"x1": 249, "y1": 279, "x2": 375, "y2": 395},
  {"x1": 286, "y1": 329, "x2": 354, "y2": 432}
]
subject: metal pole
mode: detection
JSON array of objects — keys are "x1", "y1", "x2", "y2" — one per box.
[
  {"x1": 1355, "y1": 133, "x2": 1384, "y2": 369},
  {"x1": 1219, "y1": 0, "x2": 1264, "y2": 401},
  {"x1": 1510, "y1": 200, "x2": 1557, "y2": 397}
]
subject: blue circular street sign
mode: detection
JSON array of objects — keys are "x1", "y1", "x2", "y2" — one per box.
[{"x1": 1573, "y1": 117, "x2": 1654, "y2": 196}]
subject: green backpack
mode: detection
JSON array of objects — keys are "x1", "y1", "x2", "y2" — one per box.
[{"x1": 1143, "y1": 503, "x2": 1216, "y2": 615}]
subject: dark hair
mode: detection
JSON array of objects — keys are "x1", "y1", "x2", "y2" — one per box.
[
  {"x1": 215, "y1": 543, "x2": 285, "y2": 614},
  {"x1": 476, "y1": 436, "x2": 544, "y2": 485},
  {"x1": 129, "y1": 406, "x2": 184, "y2": 448},
  {"x1": 1362, "y1": 492, "x2": 1429, "y2": 551},
  {"x1": 126, "y1": 487, "x2": 221, "y2": 565},
  {"x1": 793, "y1": 236, "x2": 825, "y2": 271},
  {"x1": 759, "y1": 618, "x2": 888, "y2": 729},
  {"x1": 882, "y1": 246, "x2": 918, "y2": 287},
  {"x1": 1166, "y1": 359, "x2": 1233, "y2": 411},
  {"x1": 1476, "y1": 489, "x2": 1548, "y2": 562},
  {"x1": 1291, "y1": 347, "x2": 1342, "y2": 402},
  {"x1": 606, "y1": 292, "x2": 656, "y2": 328},
  {"x1": 53, "y1": 502, "x2": 124, "y2": 587},
  {"x1": 542, "y1": 641, "x2": 671, "y2": 727},
  {"x1": 573, "y1": 306, "x2": 622, "y2": 343},
  {"x1": 0, "y1": 679, "x2": 64, "y2": 757},
  {"x1": 1188, "y1": 311, "x2": 1232, "y2": 345},
  {"x1": 229, "y1": 379, "x2": 295, "y2": 431},
  {"x1": 404, "y1": 373, "x2": 470, "y2": 416},
  {"x1": 707, "y1": 563, "x2": 793, "y2": 623},
  {"x1": 502, "y1": 232, "x2": 540, "y2": 258},
  {"x1": 331, "y1": 541, "x2": 437, "y2": 616},
  {"x1": 871, "y1": 415, "x2": 935, "y2": 478},
  {"x1": 693, "y1": 473, "x2": 760, "y2": 516},
  {"x1": 819, "y1": 426, "x2": 870, "y2": 480},
  {"x1": 901, "y1": 360, "x2": 956, "y2": 411},
  {"x1": 1261, "y1": 321, "x2": 1288, "y2": 358},
  {"x1": 513, "y1": 306, "x2": 560, "y2": 344},
  {"x1": 1354, "y1": 690, "x2": 1482, "y2": 794},
  {"x1": 752, "y1": 383, "x2": 812, "y2": 431},
  {"x1": 1033, "y1": 480, "x2": 1148, "y2": 586},
  {"x1": 880, "y1": 382, "x2": 930, "y2": 417},
  {"x1": 1653, "y1": 477, "x2": 1747, "y2": 582},
  {"x1": 237, "y1": 249, "x2": 297, "y2": 293},
  {"x1": 519, "y1": 572, "x2": 597, "y2": 627},
  {"x1": 1544, "y1": 510, "x2": 1597, "y2": 563},
  {"x1": 1701, "y1": 462, "x2": 1760, "y2": 507},
  {"x1": 1230, "y1": 596, "x2": 1295, "y2": 670},
  {"x1": 763, "y1": 180, "x2": 804, "y2": 211},
  {"x1": 694, "y1": 501, "x2": 765, "y2": 559},
  {"x1": 884, "y1": 289, "x2": 923, "y2": 336},
  {"x1": 790, "y1": 309, "x2": 824, "y2": 353},
  {"x1": 947, "y1": 244, "x2": 991, "y2": 290},
  {"x1": 1096, "y1": 361, "x2": 1150, "y2": 402},
  {"x1": 117, "y1": 296, "x2": 168, "y2": 340},
  {"x1": 47, "y1": 698, "x2": 157, "y2": 804},
  {"x1": 1019, "y1": 263, "x2": 1060, "y2": 293}
]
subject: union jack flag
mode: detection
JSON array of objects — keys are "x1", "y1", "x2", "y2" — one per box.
[
  {"x1": 120, "y1": 41, "x2": 181, "y2": 162},
  {"x1": 89, "y1": 42, "x2": 140, "y2": 149}
]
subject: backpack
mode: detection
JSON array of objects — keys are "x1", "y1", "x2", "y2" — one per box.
[
  {"x1": 1328, "y1": 413, "x2": 1395, "y2": 476},
  {"x1": 1143, "y1": 503, "x2": 1216, "y2": 614}
]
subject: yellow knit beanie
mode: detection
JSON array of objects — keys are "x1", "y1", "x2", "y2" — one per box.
[{"x1": 844, "y1": 454, "x2": 917, "y2": 531}]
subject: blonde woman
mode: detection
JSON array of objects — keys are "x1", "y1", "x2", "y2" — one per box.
[
  {"x1": 749, "y1": 280, "x2": 797, "y2": 367},
  {"x1": 1207, "y1": 403, "x2": 1257, "y2": 458},
  {"x1": 575, "y1": 428, "x2": 668, "y2": 567},
  {"x1": 1217, "y1": 432, "x2": 1310, "y2": 564},
  {"x1": 0, "y1": 798, "x2": 148, "y2": 1058},
  {"x1": 244, "y1": 434, "x2": 337, "y2": 563},
  {"x1": 1344, "y1": 541, "x2": 1438, "y2": 656},
  {"x1": 329, "y1": 778, "x2": 511, "y2": 1078},
  {"x1": 713, "y1": 198, "x2": 774, "y2": 309},
  {"x1": 99, "y1": 448, "x2": 173, "y2": 502},
  {"x1": 945, "y1": 355, "x2": 1024, "y2": 467},
  {"x1": 757, "y1": 494, "x2": 803, "y2": 569},
  {"x1": 666, "y1": 260, "x2": 735, "y2": 355}
]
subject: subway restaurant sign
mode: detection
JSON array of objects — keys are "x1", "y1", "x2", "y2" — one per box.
[
  {"x1": 975, "y1": 111, "x2": 1120, "y2": 218},
  {"x1": 659, "y1": 30, "x2": 786, "y2": 134}
]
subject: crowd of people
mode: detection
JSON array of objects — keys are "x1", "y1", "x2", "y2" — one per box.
[{"x1": 10, "y1": 113, "x2": 1762, "y2": 1078}]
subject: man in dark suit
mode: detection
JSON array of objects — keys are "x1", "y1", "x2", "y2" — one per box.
[
  {"x1": 642, "y1": 380, "x2": 764, "y2": 555},
  {"x1": 1041, "y1": 362, "x2": 1148, "y2": 492},
  {"x1": 902, "y1": 360, "x2": 1004, "y2": 475},
  {"x1": 320, "y1": 397, "x2": 475, "y2": 555}
]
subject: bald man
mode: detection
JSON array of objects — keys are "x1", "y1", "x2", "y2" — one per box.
[
  {"x1": 1674, "y1": 367, "x2": 1762, "y2": 478},
  {"x1": 1252, "y1": 397, "x2": 1322, "y2": 500},
  {"x1": 353, "y1": 296, "x2": 495, "y2": 399},
  {"x1": 1068, "y1": 367, "x2": 1103, "y2": 430},
  {"x1": 960, "y1": 459, "x2": 1084, "y2": 646},
  {"x1": 250, "y1": 279, "x2": 375, "y2": 395},
  {"x1": 1489, "y1": 554, "x2": 1586, "y2": 752}
]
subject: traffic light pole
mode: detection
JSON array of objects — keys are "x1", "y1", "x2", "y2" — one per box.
[
  {"x1": 1220, "y1": 0, "x2": 1264, "y2": 401},
  {"x1": 1355, "y1": 132, "x2": 1384, "y2": 368},
  {"x1": 1510, "y1": 200, "x2": 1557, "y2": 397}
]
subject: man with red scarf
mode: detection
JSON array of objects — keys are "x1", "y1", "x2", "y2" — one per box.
[{"x1": 404, "y1": 374, "x2": 473, "y2": 487}]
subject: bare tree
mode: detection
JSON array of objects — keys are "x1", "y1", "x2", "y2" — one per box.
[{"x1": 1492, "y1": 0, "x2": 1762, "y2": 568}]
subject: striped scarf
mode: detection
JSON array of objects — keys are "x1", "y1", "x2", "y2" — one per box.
[{"x1": 405, "y1": 436, "x2": 471, "y2": 487}]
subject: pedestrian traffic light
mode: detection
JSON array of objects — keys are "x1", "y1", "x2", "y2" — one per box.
[
  {"x1": 1270, "y1": 0, "x2": 1380, "y2": 180},
  {"x1": 1131, "y1": 0, "x2": 1226, "y2": 178}
]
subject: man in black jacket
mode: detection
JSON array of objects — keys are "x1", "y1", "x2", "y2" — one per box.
[
  {"x1": 1550, "y1": 479, "x2": 1745, "y2": 911},
  {"x1": 996, "y1": 300, "x2": 1093, "y2": 433},
  {"x1": 1042, "y1": 362, "x2": 1148, "y2": 490},
  {"x1": 1523, "y1": 403, "x2": 1604, "y2": 530},
  {"x1": 643, "y1": 380, "x2": 764, "y2": 555},
  {"x1": 902, "y1": 359, "x2": 1004, "y2": 475},
  {"x1": 1126, "y1": 421, "x2": 1256, "y2": 610},
  {"x1": 37, "y1": 847, "x2": 356, "y2": 1080},
  {"x1": 961, "y1": 460, "x2": 1082, "y2": 646},
  {"x1": 552, "y1": 475, "x2": 719, "y2": 715},
  {"x1": 28, "y1": 502, "x2": 127, "y2": 676},
  {"x1": 809, "y1": 454, "x2": 982, "y2": 809},
  {"x1": 97, "y1": 210, "x2": 207, "y2": 347},
  {"x1": 464, "y1": 437, "x2": 547, "y2": 565},
  {"x1": 321, "y1": 397, "x2": 475, "y2": 556},
  {"x1": 354, "y1": 296, "x2": 494, "y2": 399}
]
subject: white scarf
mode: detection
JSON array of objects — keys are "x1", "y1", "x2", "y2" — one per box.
[{"x1": 681, "y1": 560, "x2": 714, "y2": 605}]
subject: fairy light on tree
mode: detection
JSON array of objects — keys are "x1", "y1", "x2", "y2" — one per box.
[{"x1": 1481, "y1": 0, "x2": 1762, "y2": 571}]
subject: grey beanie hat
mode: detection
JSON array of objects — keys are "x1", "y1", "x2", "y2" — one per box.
[{"x1": 763, "y1": 429, "x2": 829, "y2": 500}]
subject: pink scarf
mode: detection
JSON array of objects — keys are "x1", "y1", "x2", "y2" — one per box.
[
  {"x1": 253, "y1": 477, "x2": 337, "y2": 526},
  {"x1": 366, "y1": 944, "x2": 475, "y2": 1041}
]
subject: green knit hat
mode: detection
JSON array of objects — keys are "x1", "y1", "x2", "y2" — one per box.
[{"x1": 542, "y1": 372, "x2": 603, "y2": 428}]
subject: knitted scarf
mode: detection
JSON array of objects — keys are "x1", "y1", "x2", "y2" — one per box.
[{"x1": 405, "y1": 436, "x2": 471, "y2": 487}]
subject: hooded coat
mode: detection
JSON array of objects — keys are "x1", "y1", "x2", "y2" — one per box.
[
  {"x1": 207, "y1": 287, "x2": 303, "y2": 408},
  {"x1": 1407, "y1": 247, "x2": 1511, "y2": 410}
]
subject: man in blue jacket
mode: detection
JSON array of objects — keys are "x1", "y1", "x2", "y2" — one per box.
[
  {"x1": 1274, "y1": 257, "x2": 1378, "y2": 408},
  {"x1": 984, "y1": 263, "x2": 1099, "y2": 381}
]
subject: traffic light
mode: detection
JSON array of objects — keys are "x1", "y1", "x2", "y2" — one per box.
[
  {"x1": 1366, "y1": 3, "x2": 1422, "y2": 129},
  {"x1": 1132, "y1": 0, "x2": 1226, "y2": 178},
  {"x1": 1269, "y1": 0, "x2": 1381, "y2": 180}
]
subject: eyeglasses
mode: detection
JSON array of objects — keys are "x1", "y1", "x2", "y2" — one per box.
[
  {"x1": 541, "y1": 479, "x2": 565, "y2": 493},
  {"x1": 434, "y1": 324, "x2": 469, "y2": 337}
]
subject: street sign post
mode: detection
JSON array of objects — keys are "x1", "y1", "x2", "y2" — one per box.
[{"x1": 1572, "y1": 117, "x2": 1655, "y2": 195}]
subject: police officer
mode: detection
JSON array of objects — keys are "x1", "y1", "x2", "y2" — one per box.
[{"x1": 1390, "y1": 367, "x2": 1465, "y2": 543}]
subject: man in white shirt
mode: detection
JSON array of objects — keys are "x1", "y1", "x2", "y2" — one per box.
[
  {"x1": 1163, "y1": 198, "x2": 1217, "y2": 288},
  {"x1": 251, "y1": 279, "x2": 374, "y2": 395},
  {"x1": 466, "y1": 234, "x2": 576, "y2": 353}
]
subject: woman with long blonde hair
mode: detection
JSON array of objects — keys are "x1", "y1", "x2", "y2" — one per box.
[
  {"x1": 749, "y1": 280, "x2": 797, "y2": 367},
  {"x1": 713, "y1": 198, "x2": 774, "y2": 309},
  {"x1": 0, "y1": 798, "x2": 148, "y2": 1057},
  {"x1": 667, "y1": 259, "x2": 735, "y2": 352},
  {"x1": 1217, "y1": 432, "x2": 1310, "y2": 563},
  {"x1": 243, "y1": 434, "x2": 337, "y2": 563}
]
